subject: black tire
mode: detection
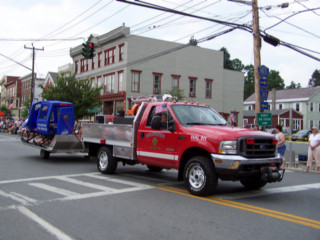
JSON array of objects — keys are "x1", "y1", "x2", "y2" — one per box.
[
  {"x1": 240, "y1": 177, "x2": 267, "y2": 190},
  {"x1": 147, "y1": 165, "x2": 163, "y2": 172},
  {"x1": 184, "y1": 156, "x2": 218, "y2": 196},
  {"x1": 40, "y1": 149, "x2": 50, "y2": 159},
  {"x1": 97, "y1": 146, "x2": 117, "y2": 174}
]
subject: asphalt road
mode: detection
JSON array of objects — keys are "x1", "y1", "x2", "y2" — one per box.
[{"x1": 0, "y1": 133, "x2": 319, "y2": 240}]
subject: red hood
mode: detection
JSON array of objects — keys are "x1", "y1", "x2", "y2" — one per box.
[{"x1": 185, "y1": 125, "x2": 274, "y2": 141}]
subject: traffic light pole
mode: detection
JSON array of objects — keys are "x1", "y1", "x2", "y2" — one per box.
[{"x1": 24, "y1": 44, "x2": 44, "y2": 102}]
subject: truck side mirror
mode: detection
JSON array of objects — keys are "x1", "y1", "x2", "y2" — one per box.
[{"x1": 151, "y1": 116, "x2": 161, "y2": 130}]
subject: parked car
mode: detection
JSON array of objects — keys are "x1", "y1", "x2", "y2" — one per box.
[
  {"x1": 265, "y1": 128, "x2": 290, "y2": 139},
  {"x1": 291, "y1": 129, "x2": 311, "y2": 142}
]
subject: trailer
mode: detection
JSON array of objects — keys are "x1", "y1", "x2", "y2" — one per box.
[{"x1": 21, "y1": 100, "x2": 86, "y2": 159}]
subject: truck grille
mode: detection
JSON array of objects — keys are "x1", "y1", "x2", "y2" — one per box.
[{"x1": 238, "y1": 137, "x2": 276, "y2": 158}]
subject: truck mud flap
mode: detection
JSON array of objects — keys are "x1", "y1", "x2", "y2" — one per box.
[{"x1": 261, "y1": 166, "x2": 285, "y2": 183}]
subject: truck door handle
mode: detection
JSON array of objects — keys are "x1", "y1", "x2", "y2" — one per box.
[
  {"x1": 141, "y1": 132, "x2": 145, "y2": 139},
  {"x1": 178, "y1": 136, "x2": 186, "y2": 140}
]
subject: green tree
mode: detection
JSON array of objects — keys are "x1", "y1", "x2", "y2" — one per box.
[
  {"x1": 231, "y1": 58, "x2": 244, "y2": 71},
  {"x1": 0, "y1": 105, "x2": 12, "y2": 117},
  {"x1": 220, "y1": 47, "x2": 233, "y2": 70},
  {"x1": 286, "y1": 81, "x2": 301, "y2": 89},
  {"x1": 243, "y1": 64, "x2": 254, "y2": 100},
  {"x1": 308, "y1": 69, "x2": 320, "y2": 87},
  {"x1": 20, "y1": 99, "x2": 32, "y2": 119},
  {"x1": 163, "y1": 89, "x2": 185, "y2": 101},
  {"x1": 267, "y1": 70, "x2": 285, "y2": 90},
  {"x1": 40, "y1": 74, "x2": 101, "y2": 119}
]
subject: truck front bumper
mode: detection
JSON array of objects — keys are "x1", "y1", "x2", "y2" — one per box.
[{"x1": 210, "y1": 153, "x2": 283, "y2": 181}]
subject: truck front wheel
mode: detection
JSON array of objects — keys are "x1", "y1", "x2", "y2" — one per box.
[
  {"x1": 184, "y1": 156, "x2": 218, "y2": 196},
  {"x1": 97, "y1": 147, "x2": 117, "y2": 174}
]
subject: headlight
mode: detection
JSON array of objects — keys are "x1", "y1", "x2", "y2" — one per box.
[{"x1": 218, "y1": 141, "x2": 237, "y2": 154}]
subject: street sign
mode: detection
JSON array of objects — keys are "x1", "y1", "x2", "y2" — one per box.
[
  {"x1": 260, "y1": 79, "x2": 268, "y2": 88},
  {"x1": 260, "y1": 87, "x2": 269, "y2": 101},
  {"x1": 260, "y1": 102, "x2": 269, "y2": 110},
  {"x1": 257, "y1": 112, "x2": 272, "y2": 126},
  {"x1": 258, "y1": 65, "x2": 269, "y2": 79},
  {"x1": 88, "y1": 107, "x2": 102, "y2": 113}
]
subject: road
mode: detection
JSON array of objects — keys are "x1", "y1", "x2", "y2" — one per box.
[{"x1": 0, "y1": 133, "x2": 319, "y2": 240}]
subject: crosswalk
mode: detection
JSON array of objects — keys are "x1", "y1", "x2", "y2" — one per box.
[{"x1": 0, "y1": 172, "x2": 154, "y2": 210}]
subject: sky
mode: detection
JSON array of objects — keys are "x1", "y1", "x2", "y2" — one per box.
[{"x1": 0, "y1": 0, "x2": 319, "y2": 90}]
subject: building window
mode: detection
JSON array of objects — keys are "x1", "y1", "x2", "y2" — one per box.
[
  {"x1": 98, "y1": 52, "x2": 103, "y2": 68},
  {"x1": 118, "y1": 43, "x2": 124, "y2": 62},
  {"x1": 189, "y1": 77, "x2": 197, "y2": 97},
  {"x1": 279, "y1": 104, "x2": 282, "y2": 110},
  {"x1": 296, "y1": 103, "x2": 300, "y2": 111},
  {"x1": 310, "y1": 102, "x2": 313, "y2": 112},
  {"x1": 248, "y1": 106, "x2": 252, "y2": 110},
  {"x1": 310, "y1": 120, "x2": 314, "y2": 129},
  {"x1": 97, "y1": 75, "x2": 103, "y2": 95},
  {"x1": 293, "y1": 119, "x2": 301, "y2": 131},
  {"x1": 118, "y1": 70, "x2": 124, "y2": 91},
  {"x1": 131, "y1": 70, "x2": 141, "y2": 92},
  {"x1": 318, "y1": 103, "x2": 320, "y2": 112},
  {"x1": 91, "y1": 57, "x2": 95, "y2": 70},
  {"x1": 80, "y1": 59, "x2": 85, "y2": 72},
  {"x1": 171, "y1": 75, "x2": 180, "y2": 96},
  {"x1": 75, "y1": 60, "x2": 78, "y2": 74},
  {"x1": 153, "y1": 73, "x2": 162, "y2": 94},
  {"x1": 104, "y1": 73, "x2": 115, "y2": 94},
  {"x1": 105, "y1": 47, "x2": 116, "y2": 66},
  {"x1": 205, "y1": 79, "x2": 213, "y2": 99}
]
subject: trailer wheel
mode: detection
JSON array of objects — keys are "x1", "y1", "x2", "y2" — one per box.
[
  {"x1": 184, "y1": 156, "x2": 218, "y2": 196},
  {"x1": 97, "y1": 146, "x2": 117, "y2": 174},
  {"x1": 240, "y1": 177, "x2": 267, "y2": 190},
  {"x1": 147, "y1": 165, "x2": 163, "y2": 172},
  {"x1": 40, "y1": 149, "x2": 50, "y2": 159}
]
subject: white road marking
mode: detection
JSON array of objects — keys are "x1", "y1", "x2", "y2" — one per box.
[
  {"x1": 0, "y1": 190, "x2": 29, "y2": 205},
  {"x1": 216, "y1": 183, "x2": 320, "y2": 200},
  {"x1": 58, "y1": 176, "x2": 116, "y2": 192},
  {"x1": 29, "y1": 183, "x2": 79, "y2": 197},
  {"x1": 17, "y1": 206, "x2": 74, "y2": 240}
]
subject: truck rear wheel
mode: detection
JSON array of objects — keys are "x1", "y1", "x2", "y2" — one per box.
[
  {"x1": 184, "y1": 156, "x2": 218, "y2": 196},
  {"x1": 240, "y1": 177, "x2": 267, "y2": 190},
  {"x1": 97, "y1": 146, "x2": 117, "y2": 174}
]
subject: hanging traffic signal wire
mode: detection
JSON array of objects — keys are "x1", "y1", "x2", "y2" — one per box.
[{"x1": 116, "y1": 0, "x2": 320, "y2": 62}]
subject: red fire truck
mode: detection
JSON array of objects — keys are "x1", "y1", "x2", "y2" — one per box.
[{"x1": 82, "y1": 100, "x2": 284, "y2": 196}]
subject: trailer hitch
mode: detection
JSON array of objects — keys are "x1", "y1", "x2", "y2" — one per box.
[{"x1": 261, "y1": 166, "x2": 285, "y2": 182}]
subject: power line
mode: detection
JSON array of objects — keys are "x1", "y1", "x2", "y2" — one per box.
[{"x1": 263, "y1": 7, "x2": 320, "y2": 32}]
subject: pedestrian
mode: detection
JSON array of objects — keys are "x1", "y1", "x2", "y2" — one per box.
[
  {"x1": 253, "y1": 124, "x2": 259, "y2": 130},
  {"x1": 306, "y1": 127, "x2": 320, "y2": 172},
  {"x1": 275, "y1": 125, "x2": 286, "y2": 169}
]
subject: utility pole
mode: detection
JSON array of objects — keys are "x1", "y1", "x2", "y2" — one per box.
[
  {"x1": 24, "y1": 43, "x2": 44, "y2": 101},
  {"x1": 252, "y1": 0, "x2": 261, "y2": 118}
]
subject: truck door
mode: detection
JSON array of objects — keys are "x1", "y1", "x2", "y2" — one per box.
[{"x1": 137, "y1": 105, "x2": 178, "y2": 169}]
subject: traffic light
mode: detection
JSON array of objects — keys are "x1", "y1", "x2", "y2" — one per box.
[{"x1": 82, "y1": 41, "x2": 94, "y2": 59}]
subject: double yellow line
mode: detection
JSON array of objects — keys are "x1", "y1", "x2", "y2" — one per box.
[{"x1": 156, "y1": 185, "x2": 320, "y2": 230}]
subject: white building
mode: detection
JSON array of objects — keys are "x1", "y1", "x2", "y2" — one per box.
[
  {"x1": 70, "y1": 25, "x2": 244, "y2": 125},
  {"x1": 244, "y1": 87, "x2": 320, "y2": 130}
]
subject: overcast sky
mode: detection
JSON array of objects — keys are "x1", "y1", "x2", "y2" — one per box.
[{"x1": 0, "y1": 0, "x2": 319, "y2": 90}]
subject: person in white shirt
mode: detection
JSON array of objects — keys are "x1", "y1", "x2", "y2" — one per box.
[{"x1": 306, "y1": 127, "x2": 320, "y2": 172}]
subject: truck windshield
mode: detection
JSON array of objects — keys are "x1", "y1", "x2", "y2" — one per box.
[{"x1": 171, "y1": 105, "x2": 228, "y2": 126}]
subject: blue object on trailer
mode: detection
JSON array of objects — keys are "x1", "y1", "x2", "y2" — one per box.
[{"x1": 25, "y1": 100, "x2": 75, "y2": 136}]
